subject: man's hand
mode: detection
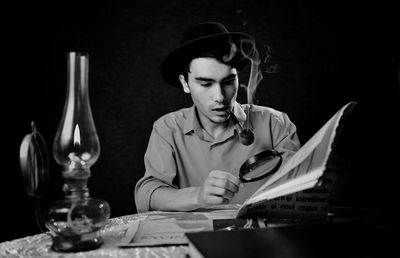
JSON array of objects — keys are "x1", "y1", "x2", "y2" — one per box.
[
  {"x1": 150, "y1": 170, "x2": 243, "y2": 211},
  {"x1": 196, "y1": 170, "x2": 243, "y2": 208}
]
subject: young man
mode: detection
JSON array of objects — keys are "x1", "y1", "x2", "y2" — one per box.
[{"x1": 135, "y1": 22, "x2": 300, "y2": 212}]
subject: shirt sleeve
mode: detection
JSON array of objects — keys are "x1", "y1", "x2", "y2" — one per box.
[
  {"x1": 270, "y1": 112, "x2": 301, "y2": 163},
  {"x1": 134, "y1": 123, "x2": 178, "y2": 212}
]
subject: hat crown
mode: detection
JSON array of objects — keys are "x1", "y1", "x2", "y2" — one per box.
[
  {"x1": 162, "y1": 22, "x2": 254, "y2": 88},
  {"x1": 181, "y1": 22, "x2": 229, "y2": 44}
]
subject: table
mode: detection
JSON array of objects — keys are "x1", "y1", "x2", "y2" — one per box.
[
  {"x1": 0, "y1": 206, "x2": 242, "y2": 258},
  {"x1": 1, "y1": 206, "x2": 398, "y2": 258},
  {"x1": 0, "y1": 213, "x2": 188, "y2": 258}
]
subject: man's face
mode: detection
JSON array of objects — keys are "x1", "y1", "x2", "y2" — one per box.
[{"x1": 179, "y1": 57, "x2": 239, "y2": 127}]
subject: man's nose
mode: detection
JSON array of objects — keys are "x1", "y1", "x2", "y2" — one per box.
[{"x1": 212, "y1": 84, "x2": 224, "y2": 102}]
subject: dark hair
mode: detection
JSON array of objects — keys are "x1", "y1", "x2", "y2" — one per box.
[{"x1": 181, "y1": 42, "x2": 240, "y2": 82}]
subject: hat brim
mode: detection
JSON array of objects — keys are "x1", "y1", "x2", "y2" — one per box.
[{"x1": 161, "y1": 32, "x2": 255, "y2": 88}]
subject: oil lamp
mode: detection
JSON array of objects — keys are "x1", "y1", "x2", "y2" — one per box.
[{"x1": 45, "y1": 52, "x2": 110, "y2": 252}]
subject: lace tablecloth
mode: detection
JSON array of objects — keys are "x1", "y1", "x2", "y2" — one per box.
[
  {"x1": 0, "y1": 206, "x2": 241, "y2": 258},
  {"x1": 0, "y1": 214, "x2": 188, "y2": 258}
]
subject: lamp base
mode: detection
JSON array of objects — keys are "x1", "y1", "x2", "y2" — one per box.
[
  {"x1": 45, "y1": 196, "x2": 111, "y2": 253},
  {"x1": 50, "y1": 230, "x2": 103, "y2": 252}
]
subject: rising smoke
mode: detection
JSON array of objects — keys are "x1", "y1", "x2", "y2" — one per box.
[{"x1": 224, "y1": 37, "x2": 279, "y2": 105}]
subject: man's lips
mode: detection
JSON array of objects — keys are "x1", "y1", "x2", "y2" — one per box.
[{"x1": 212, "y1": 106, "x2": 230, "y2": 112}]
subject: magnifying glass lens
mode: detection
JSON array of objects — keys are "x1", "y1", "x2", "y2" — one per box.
[{"x1": 239, "y1": 150, "x2": 282, "y2": 183}]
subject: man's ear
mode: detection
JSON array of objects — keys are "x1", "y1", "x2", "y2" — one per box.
[{"x1": 179, "y1": 75, "x2": 190, "y2": 93}]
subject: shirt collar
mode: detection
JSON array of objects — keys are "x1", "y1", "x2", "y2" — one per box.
[
  {"x1": 183, "y1": 105, "x2": 196, "y2": 135},
  {"x1": 183, "y1": 102, "x2": 247, "y2": 135}
]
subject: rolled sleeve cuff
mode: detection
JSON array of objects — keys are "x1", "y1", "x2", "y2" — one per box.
[{"x1": 135, "y1": 178, "x2": 171, "y2": 213}]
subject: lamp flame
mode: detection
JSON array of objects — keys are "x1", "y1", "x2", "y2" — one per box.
[{"x1": 73, "y1": 124, "x2": 81, "y2": 147}]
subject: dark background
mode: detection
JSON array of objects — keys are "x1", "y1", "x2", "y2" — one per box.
[{"x1": 2, "y1": 1, "x2": 399, "y2": 242}]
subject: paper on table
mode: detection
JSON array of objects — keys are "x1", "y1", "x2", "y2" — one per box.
[
  {"x1": 118, "y1": 219, "x2": 213, "y2": 247},
  {"x1": 117, "y1": 208, "x2": 239, "y2": 247}
]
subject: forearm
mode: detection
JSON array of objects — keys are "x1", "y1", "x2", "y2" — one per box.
[{"x1": 150, "y1": 186, "x2": 201, "y2": 211}]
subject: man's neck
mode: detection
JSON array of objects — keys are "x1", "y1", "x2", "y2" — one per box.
[
  {"x1": 195, "y1": 109, "x2": 229, "y2": 140},
  {"x1": 206, "y1": 124, "x2": 228, "y2": 140}
]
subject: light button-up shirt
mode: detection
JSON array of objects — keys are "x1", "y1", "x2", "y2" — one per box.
[{"x1": 135, "y1": 102, "x2": 300, "y2": 212}]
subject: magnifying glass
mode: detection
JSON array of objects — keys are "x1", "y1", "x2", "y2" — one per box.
[{"x1": 239, "y1": 149, "x2": 282, "y2": 183}]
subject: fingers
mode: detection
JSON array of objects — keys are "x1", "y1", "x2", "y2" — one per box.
[
  {"x1": 197, "y1": 170, "x2": 242, "y2": 208},
  {"x1": 202, "y1": 195, "x2": 230, "y2": 206},
  {"x1": 207, "y1": 177, "x2": 239, "y2": 195},
  {"x1": 205, "y1": 185, "x2": 235, "y2": 199},
  {"x1": 208, "y1": 170, "x2": 242, "y2": 191}
]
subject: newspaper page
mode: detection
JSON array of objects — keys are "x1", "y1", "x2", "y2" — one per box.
[
  {"x1": 237, "y1": 188, "x2": 330, "y2": 220},
  {"x1": 240, "y1": 102, "x2": 355, "y2": 210}
]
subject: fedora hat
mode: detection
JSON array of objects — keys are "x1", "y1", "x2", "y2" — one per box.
[{"x1": 161, "y1": 22, "x2": 255, "y2": 88}]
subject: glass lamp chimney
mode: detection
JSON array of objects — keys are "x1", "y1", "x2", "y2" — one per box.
[{"x1": 46, "y1": 52, "x2": 110, "y2": 252}]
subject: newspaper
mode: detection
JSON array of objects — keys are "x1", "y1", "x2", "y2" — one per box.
[{"x1": 237, "y1": 102, "x2": 356, "y2": 219}]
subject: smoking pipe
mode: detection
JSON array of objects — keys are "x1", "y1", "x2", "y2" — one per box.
[{"x1": 226, "y1": 108, "x2": 255, "y2": 145}]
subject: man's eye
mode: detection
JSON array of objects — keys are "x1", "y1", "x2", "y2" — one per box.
[{"x1": 201, "y1": 83, "x2": 212, "y2": 87}]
